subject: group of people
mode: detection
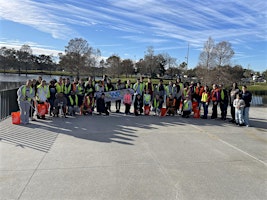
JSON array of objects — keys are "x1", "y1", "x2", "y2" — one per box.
[{"x1": 17, "y1": 75, "x2": 252, "y2": 127}]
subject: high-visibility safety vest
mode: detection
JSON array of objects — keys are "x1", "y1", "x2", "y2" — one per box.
[
  {"x1": 183, "y1": 100, "x2": 189, "y2": 110},
  {"x1": 125, "y1": 84, "x2": 132, "y2": 89},
  {"x1": 84, "y1": 97, "x2": 94, "y2": 107},
  {"x1": 133, "y1": 83, "x2": 144, "y2": 94},
  {"x1": 69, "y1": 95, "x2": 78, "y2": 106},
  {"x1": 145, "y1": 82, "x2": 154, "y2": 91},
  {"x1": 195, "y1": 86, "x2": 204, "y2": 96},
  {"x1": 37, "y1": 85, "x2": 50, "y2": 101},
  {"x1": 86, "y1": 85, "x2": 94, "y2": 94},
  {"x1": 105, "y1": 85, "x2": 113, "y2": 92},
  {"x1": 22, "y1": 86, "x2": 33, "y2": 101},
  {"x1": 165, "y1": 85, "x2": 173, "y2": 96},
  {"x1": 143, "y1": 94, "x2": 151, "y2": 105},
  {"x1": 201, "y1": 92, "x2": 209, "y2": 102},
  {"x1": 221, "y1": 89, "x2": 225, "y2": 101},
  {"x1": 55, "y1": 82, "x2": 64, "y2": 93},
  {"x1": 211, "y1": 89, "x2": 219, "y2": 102},
  {"x1": 153, "y1": 99, "x2": 160, "y2": 108},
  {"x1": 76, "y1": 84, "x2": 84, "y2": 95},
  {"x1": 64, "y1": 84, "x2": 72, "y2": 95}
]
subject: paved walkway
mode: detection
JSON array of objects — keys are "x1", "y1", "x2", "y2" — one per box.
[{"x1": 1, "y1": 106, "x2": 267, "y2": 200}]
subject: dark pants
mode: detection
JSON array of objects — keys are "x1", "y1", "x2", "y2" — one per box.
[
  {"x1": 106, "y1": 101, "x2": 111, "y2": 111},
  {"x1": 202, "y1": 102, "x2": 208, "y2": 118},
  {"x1": 116, "y1": 100, "x2": 121, "y2": 111},
  {"x1": 182, "y1": 110, "x2": 191, "y2": 118},
  {"x1": 230, "y1": 104, "x2": 235, "y2": 121},
  {"x1": 220, "y1": 102, "x2": 228, "y2": 120},
  {"x1": 125, "y1": 104, "x2": 131, "y2": 114},
  {"x1": 211, "y1": 101, "x2": 218, "y2": 119}
]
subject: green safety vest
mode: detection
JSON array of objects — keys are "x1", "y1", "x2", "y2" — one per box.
[
  {"x1": 76, "y1": 84, "x2": 84, "y2": 95},
  {"x1": 153, "y1": 99, "x2": 159, "y2": 108},
  {"x1": 37, "y1": 85, "x2": 50, "y2": 99},
  {"x1": 126, "y1": 84, "x2": 132, "y2": 89},
  {"x1": 144, "y1": 94, "x2": 151, "y2": 104},
  {"x1": 64, "y1": 84, "x2": 72, "y2": 95},
  {"x1": 55, "y1": 83, "x2": 64, "y2": 93},
  {"x1": 183, "y1": 100, "x2": 189, "y2": 110},
  {"x1": 22, "y1": 86, "x2": 33, "y2": 101},
  {"x1": 69, "y1": 95, "x2": 78, "y2": 106},
  {"x1": 165, "y1": 85, "x2": 173, "y2": 95},
  {"x1": 133, "y1": 83, "x2": 144, "y2": 93}
]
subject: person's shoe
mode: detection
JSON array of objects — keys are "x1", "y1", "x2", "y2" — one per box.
[
  {"x1": 31, "y1": 118, "x2": 37, "y2": 121},
  {"x1": 116, "y1": 110, "x2": 119, "y2": 113}
]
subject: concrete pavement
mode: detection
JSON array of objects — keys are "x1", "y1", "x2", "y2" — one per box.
[{"x1": 0, "y1": 106, "x2": 267, "y2": 200}]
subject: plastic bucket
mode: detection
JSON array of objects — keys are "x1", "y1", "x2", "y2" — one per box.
[
  {"x1": 38, "y1": 104, "x2": 47, "y2": 116},
  {"x1": 160, "y1": 108, "x2": 167, "y2": 117},
  {"x1": 144, "y1": 106, "x2": 150, "y2": 115},
  {"x1": 193, "y1": 107, "x2": 200, "y2": 118},
  {"x1": 11, "y1": 112, "x2": 21, "y2": 125}
]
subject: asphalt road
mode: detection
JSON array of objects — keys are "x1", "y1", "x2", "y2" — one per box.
[{"x1": 0, "y1": 106, "x2": 266, "y2": 200}]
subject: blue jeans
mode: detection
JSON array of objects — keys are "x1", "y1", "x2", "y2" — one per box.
[
  {"x1": 243, "y1": 107, "x2": 250, "y2": 126},
  {"x1": 202, "y1": 102, "x2": 208, "y2": 118}
]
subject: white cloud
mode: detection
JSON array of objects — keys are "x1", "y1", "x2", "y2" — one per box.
[{"x1": 0, "y1": 40, "x2": 63, "y2": 56}]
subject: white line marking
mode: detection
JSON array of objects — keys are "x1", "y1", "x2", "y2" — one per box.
[{"x1": 218, "y1": 138, "x2": 267, "y2": 166}]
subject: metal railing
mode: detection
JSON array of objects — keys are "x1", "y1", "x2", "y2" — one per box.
[{"x1": 0, "y1": 88, "x2": 19, "y2": 120}]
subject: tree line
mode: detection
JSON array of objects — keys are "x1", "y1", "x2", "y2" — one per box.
[{"x1": 0, "y1": 37, "x2": 265, "y2": 86}]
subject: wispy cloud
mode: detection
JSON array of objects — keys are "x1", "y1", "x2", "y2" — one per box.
[{"x1": 0, "y1": 39, "x2": 63, "y2": 56}]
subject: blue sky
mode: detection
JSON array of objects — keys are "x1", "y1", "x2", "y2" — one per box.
[{"x1": 0, "y1": 0, "x2": 266, "y2": 72}]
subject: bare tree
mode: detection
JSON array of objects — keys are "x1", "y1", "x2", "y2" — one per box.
[
  {"x1": 214, "y1": 41, "x2": 234, "y2": 66},
  {"x1": 198, "y1": 37, "x2": 216, "y2": 69}
]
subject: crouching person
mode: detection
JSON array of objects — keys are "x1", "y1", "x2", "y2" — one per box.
[
  {"x1": 182, "y1": 95, "x2": 192, "y2": 118},
  {"x1": 134, "y1": 94, "x2": 143, "y2": 116},
  {"x1": 53, "y1": 92, "x2": 67, "y2": 118},
  {"x1": 97, "y1": 93, "x2": 109, "y2": 115},
  {"x1": 81, "y1": 92, "x2": 95, "y2": 115}
]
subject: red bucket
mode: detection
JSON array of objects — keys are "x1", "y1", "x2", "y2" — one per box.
[
  {"x1": 11, "y1": 112, "x2": 21, "y2": 125},
  {"x1": 160, "y1": 108, "x2": 167, "y2": 117},
  {"x1": 193, "y1": 107, "x2": 200, "y2": 118},
  {"x1": 38, "y1": 104, "x2": 47, "y2": 116},
  {"x1": 144, "y1": 106, "x2": 150, "y2": 115}
]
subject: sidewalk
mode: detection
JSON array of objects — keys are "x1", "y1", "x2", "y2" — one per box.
[{"x1": 0, "y1": 106, "x2": 266, "y2": 200}]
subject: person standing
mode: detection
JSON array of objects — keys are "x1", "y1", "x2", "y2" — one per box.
[
  {"x1": 115, "y1": 79, "x2": 124, "y2": 113},
  {"x1": 48, "y1": 80, "x2": 56, "y2": 116},
  {"x1": 229, "y1": 82, "x2": 241, "y2": 123},
  {"x1": 201, "y1": 85, "x2": 210, "y2": 119},
  {"x1": 17, "y1": 80, "x2": 34, "y2": 124},
  {"x1": 241, "y1": 85, "x2": 252, "y2": 127},
  {"x1": 105, "y1": 79, "x2": 114, "y2": 112},
  {"x1": 219, "y1": 84, "x2": 228, "y2": 120},
  {"x1": 233, "y1": 93, "x2": 245, "y2": 126},
  {"x1": 211, "y1": 84, "x2": 220, "y2": 119}
]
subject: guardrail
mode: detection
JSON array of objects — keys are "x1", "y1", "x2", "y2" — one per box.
[{"x1": 0, "y1": 88, "x2": 19, "y2": 120}]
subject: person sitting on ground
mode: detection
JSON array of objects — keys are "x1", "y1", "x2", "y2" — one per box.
[
  {"x1": 166, "y1": 93, "x2": 176, "y2": 116},
  {"x1": 182, "y1": 95, "x2": 192, "y2": 118},
  {"x1": 152, "y1": 94, "x2": 163, "y2": 116},
  {"x1": 134, "y1": 93, "x2": 143, "y2": 116},
  {"x1": 97, "y1": 93, "x2": 109, "y2": 115},
  {"x1": 81, "y1": 92, "x2": 95, "y2": 115},
  {"x1": 53, "y1": 92, "x2": 67, "y2": 118}
]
